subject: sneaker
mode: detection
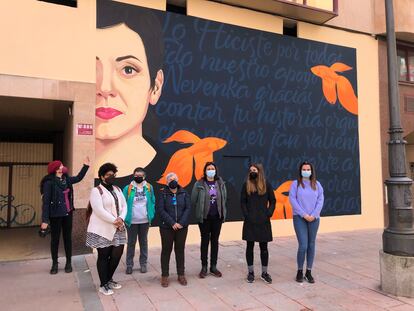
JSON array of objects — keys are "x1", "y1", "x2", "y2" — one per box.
[
  {"x1": 261, "y1": 272, "x2": 272, "y2": 284},
  {"x1": 108, "y1": 280, "x2": 122, "y2": 290},
  {"x1": 99, "y1": 284, "x2": 114, "y2": 296},
  {"x1": 295, "y1": 270, "x2": 304, "y2": 283},
  {"x1": 304, "y1": 269, "x2": 315, "y2": 284},
  {"x1": 247, "y1": 272, "x2": 255, "y2": 283},
  {"x1": 64, "y1": 263, "x2": 72, "y2": 273},
  {"x1": 199, "y1": 266, "x2": 208, "y2": 278},
  {"x1": 140, "y1": 265, "x2": 147, "y2": 274},
  {"x1": 50, "y1": 262, "x2": 58, "y2": 275},
  {"x1": 126, "y1": 266, "x2": 132, "y2": 274},
  {"x1": 210, "y1": 266, "x2": 222, "y2": 278}
]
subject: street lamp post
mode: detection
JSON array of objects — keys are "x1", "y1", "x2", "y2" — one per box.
[
  {"x1": 382, "y1": 0, "x2": 414, "y2": 256},
  {"x1": 380, "y1": 0, "x2": 414, "y2": 298}
]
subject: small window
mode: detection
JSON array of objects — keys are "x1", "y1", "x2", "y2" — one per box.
[
  {"x1": 405, "y1": 95, "x2": 414, "y2": 113},
  {"x1": 38, "y1": 0, "x2": 77, "y2": 8},
  {"x1": 166, "y1": 3, "x2": 186, "y2": 15},
  {"x1": 408, "y1": 51, "x2": 414, "y2": 82},
  {"x1": 283, "y1": 19, "x2": 297, "y2": 37},
  {"x1": 397, "y1": 45, "x2": 414, "y2": 83}
]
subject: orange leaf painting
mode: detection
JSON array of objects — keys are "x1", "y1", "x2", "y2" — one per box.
[
  {"x1": 272, "y1": 180, "x2": 294, "y2": 220},
  {"x1": 157, "y1": 130, "x2": 227, "y2": 187},
  {"x1": 311, "y1": 62, "x2": 358, "y2": 115}
]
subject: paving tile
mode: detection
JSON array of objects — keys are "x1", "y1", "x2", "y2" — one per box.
[
  {"x1": 3, "y1": 229, "x2": 414, "y2": 311},
  {"x1": 255, "y1": 291, "x2": 308, "y2": 311},
  {"x1": 346, "y1": 288, "x2": 405, "y2": 309},
  {"x1": 388, "y1": 304, "x2": 414, "y2": 311},
  {"x1": 152, "y1": 297, "x2": 195, "y2": 311}
]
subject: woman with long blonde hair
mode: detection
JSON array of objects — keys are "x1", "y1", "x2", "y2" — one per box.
[{"x1": 241, "y1": 163, "x2": 276, "y2": 284}]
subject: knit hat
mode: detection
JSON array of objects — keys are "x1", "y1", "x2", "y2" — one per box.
[{"x1": 47, "y1": 160, "x2": 63, "y2": 175}]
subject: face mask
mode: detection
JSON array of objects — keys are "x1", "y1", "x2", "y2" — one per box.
[
  {"x1": 134, "y1": 176, "x2": 144, "y2": 184},
  {"x1": 206, "y1": 170, "x2": 216, "y2": 178},
  {"x1": 249, "y1": 172, "x2": 258, "y2": 180},
  {"x1": 168, "y1": 180, "x2": 178, "y2": 189},
  {"x1": 105, "y1": 175, "x2": 115, "y2": 185},
  {"x1": 301, "y1": 170, "x2": 311, "y2": 178}
]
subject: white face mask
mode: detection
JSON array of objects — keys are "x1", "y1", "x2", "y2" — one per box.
[
  {"x1": 206, "y1": 170, "x2": 216, "y2": 178},
  {"x1": 301, "y1": 170, "x2": 311, "y2": 178}
]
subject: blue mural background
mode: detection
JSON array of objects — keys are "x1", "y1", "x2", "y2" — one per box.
[{"x1": 107, "y1": 1, "x2": 360, "y2": 221}]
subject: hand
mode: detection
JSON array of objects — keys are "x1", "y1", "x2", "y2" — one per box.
[
  {"x1": 172, "y1": 223, "x2": 181, "y2": 231},
  {"x1": 176, "y1": 223, "x2": 183, "y2": 229},
  {"x1": 41, "y1": 222, "x2": 48, "y2": 230},
  {"x1": 84, "y1": 156, "x2": 90, "y2": 166},
  {"x1": 113, "y1": 217, "x2": 123, "y2": 227},
  {"x1": 304, "y1": 215, "x2": 315, "y2": 222}
]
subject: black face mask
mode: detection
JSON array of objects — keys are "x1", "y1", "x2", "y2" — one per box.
[
  {"x1": 104, "y1": 175, "x2": 116, "y2": 185},
  {"x1": 134, "y1": 176, "x2": 144, "y2": 184},
  {"x1": 168, "y1": 180, "x2": 178, "y2": 189},
  {"x1": 249, "y1": 172, "x2": 258, "y2": 180}
]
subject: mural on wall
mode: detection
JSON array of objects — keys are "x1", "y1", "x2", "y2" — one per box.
[
  {"x1": 96, "y1": 0, "x2": 361, "y2": 222},
  {"x1": 157, "y1": 130, "x2": 227, "y2": 187},
  {"x1": 311, "y1": 62, "x2": 358, "y2": 115}
]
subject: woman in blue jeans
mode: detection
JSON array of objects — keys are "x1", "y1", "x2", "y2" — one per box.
[{"x1": 289, "y1": 161, "x2": 324, "y2": 283}]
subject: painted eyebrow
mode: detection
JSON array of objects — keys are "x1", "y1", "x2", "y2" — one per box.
[{"x1": 115, "y1": 55, "x2": 141, "y2": 62}]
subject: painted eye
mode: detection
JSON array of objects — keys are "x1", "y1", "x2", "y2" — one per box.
[{"x1": 123, "y1": 66, "x2": 137, "y2": 75}]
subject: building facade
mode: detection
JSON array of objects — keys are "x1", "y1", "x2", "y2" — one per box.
[{"x1": 1, "y1": 0, "x2": 407, "y2": 259}]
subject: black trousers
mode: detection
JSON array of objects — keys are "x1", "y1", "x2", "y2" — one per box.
[
  {"x1": 49, "y1": 212, "x2": 73, "y2": 264},
  {"x1": 160, "y1": 227, "x2": 188, "y2": 277},
  {"x1": 198, "y1": 216, "x2": 222, "y2": 266},
  {"x1": 246, "y1": 241, "x2": 269, "y2": 267},
  {"x1": 96, "y1": 245, "x2": 124, "y2": 287}
]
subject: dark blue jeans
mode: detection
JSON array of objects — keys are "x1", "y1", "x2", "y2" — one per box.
[{"x1": 293, "y1": 215, "x2": 320, "y2": 270}]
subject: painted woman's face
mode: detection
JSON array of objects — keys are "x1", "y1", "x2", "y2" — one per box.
[{"x1": 96, "y1": 24, "x2": 152, "y2": 140}]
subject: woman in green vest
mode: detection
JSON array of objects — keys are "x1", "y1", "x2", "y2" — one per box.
[{"x1": 123, "y1": 167, "x2": 155, "y2": 274}]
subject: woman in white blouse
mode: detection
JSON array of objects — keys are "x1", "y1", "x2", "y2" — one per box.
[{"x1": 86, "y1": 163, "x2": 127, "y2": 296}]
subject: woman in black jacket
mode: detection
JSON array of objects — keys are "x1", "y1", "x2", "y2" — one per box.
[
  {"x1": 40, "y1": 157, "x2": 90, "y2": 274},
  {"x1": 241, "y1": 163, "x2": 276, "y2": 284},
  {"x1": 157, "y1": 172, "x2": 191, "y2": 288}
]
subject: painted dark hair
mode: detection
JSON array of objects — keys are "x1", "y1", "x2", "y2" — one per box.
[
  {"x1": 298, "y1": 161, "x2": 317, "y2": 190},
  {"x1": 202, "y1": 161, "x2": 219, "y2": 181},
  {"x1": 97, "y1": 0, "x2": 164, "y2": 88}
]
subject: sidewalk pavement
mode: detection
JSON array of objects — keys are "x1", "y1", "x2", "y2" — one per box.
[{"x1": 1, "y1": 229, "x2": 414, "y2": 311}]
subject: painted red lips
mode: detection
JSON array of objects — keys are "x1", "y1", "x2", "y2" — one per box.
[{"x1": 95, "y1": 107, "x2": 123, "y2": 120}]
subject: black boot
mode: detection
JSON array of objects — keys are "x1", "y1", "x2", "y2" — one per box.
[
  {"x1": 50, "y1": 262, "x2": 58, "y2": 274},
  {"x1": 295, "y1": 270, "x2": 303, "y2": 283},
  {"x1": 304, "y1": 269, "x2": 315, "y2": 283},
  {"x1": 65, "y1": 261, "x2": 72, "y2": 273}
]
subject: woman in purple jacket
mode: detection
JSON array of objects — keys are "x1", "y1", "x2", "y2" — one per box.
[{"x1": 289, "y1": 161, "x2": 324, "y2": 284}]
